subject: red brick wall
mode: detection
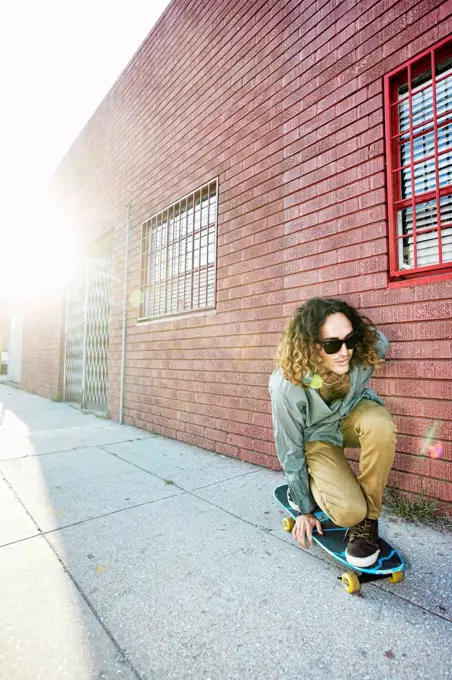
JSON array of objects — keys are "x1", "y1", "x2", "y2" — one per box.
[
  {"x1": 46, "y1": 0, "x2": 452, "y2": 510},
  {"x1": 21, "y1": 292, "x2": 65, "y2": 400}
]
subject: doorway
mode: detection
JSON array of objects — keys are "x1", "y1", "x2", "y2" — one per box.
[{"x1": 64, "y1": 257, "x2": 111, "y2": 413}]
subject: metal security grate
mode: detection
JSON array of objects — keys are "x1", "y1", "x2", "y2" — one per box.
[
  {"x1": 139, "y1": 180, "x2": 218, "y2": 320},
  {"x1": 385, "y1": 38, "x2": 452, "y2": 279},
  {"x1": 64, "y1": 257, "x2": 111, "y2": 413},
  {"x1": 64, "y1": 264, "x2": 86, "y2": 404},
  {"x1": 84, "y1": 258, "x2": 111, "y2": 412}
]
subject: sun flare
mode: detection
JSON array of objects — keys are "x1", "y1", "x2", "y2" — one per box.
[{"x1": 1, "y1": 191, "x2": 77, "y2": 300}]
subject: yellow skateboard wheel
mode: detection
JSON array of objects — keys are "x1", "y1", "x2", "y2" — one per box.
[
  {"x1": 282, "y1": 517, "x2": 295, "y2": 532},
  {"x1": 387, "y1": 570, "x2": 404, "y2": 584},
  {"x1": 341, "y1": 572, "x2": 361, "y2": 594}
]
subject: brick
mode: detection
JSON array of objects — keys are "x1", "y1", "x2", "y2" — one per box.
[{"x1": 20, "y1": 292, "x2": 65, "y2": 399}]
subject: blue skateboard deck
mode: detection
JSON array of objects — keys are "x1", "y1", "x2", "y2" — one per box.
[{"x1": 274, "y1": 484, "x2": 405, "y2": 593}]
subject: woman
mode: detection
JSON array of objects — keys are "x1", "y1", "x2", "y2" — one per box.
[{"x1": 269, "y1": 297, "x2": 397, "y2": 568}]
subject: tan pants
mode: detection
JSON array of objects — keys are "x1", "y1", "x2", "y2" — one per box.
[{"x1": 304, "y1": 400, "x2": 397, "y2": 526}]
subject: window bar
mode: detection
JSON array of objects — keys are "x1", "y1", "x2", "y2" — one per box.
[
  {"x1": 145, "y1": 222, "x2": 151, "y2": 318},
  {"x1": 151, "y1": 218, "x2": 157, "y2": 316},
  {"x1": 432, "y1": 50, "x2": 444, "y2": 265},
  {"x1": 161, "y1": 213, "x2": 165, "y2": 315},
  {"x1": 198, "y1": 194, "x2": 203, "y2": 308},
  {"x1": 145, "y1": 221, "x2": 150, "y2": 318},
  {"x1": 142, "y1": 224, "x2": 146, "y2": 318},
  {"x1": 150, "y1": 220, "x2": 155, "y2": 318},
  {"x1": 160, "y1": 217, "x2": 165, "y2": 315},
  {"x1": 165, "y1": 206, "x2": 173, "y2": 314},
  {"x1": 165, "y1": 206, "x2": 174, "y2": 314},
  {"x1": 154, "y1": 218, "x2": 159, "y2": 317},
  {"x1": 190, "y1": 192, "x2": 196, "y2": 309},
  {"x1": 205, "y1": 183, "x2": 211, "y2": 308},
  {"x1": 138, "y1": 222, "x2": 145, "y2": 318},
  {"x1": 394, "y1": 149, "x2": 436, "y2": 174},
  {"x1": 153, "y1": 218, "x2": 160, "y2": 317},
  {"x1": 175, "y1": 202, "x2": 181, "y2": 313},
  {"x1": 164, "y1": 212, "x2": 169, "y2": 314},
  {"x1": 171, "y1": 205, "x2": 176, "y2": 314},
  {"x1": 177, "y1": 201, "x2": 182, "y2": 311},
  {"x1": 398, "y1": 225, "x2": 440, "y2": 236},
  {"x1": 408, "y1": 63, "x2": 418, "y2": 269},
  {"x1": 182, "y1": 198, "x2": 188, "y2": 311},
  {"x1": 144, "y1": 221, "x2": 149, "y2": 318},
  {"x1": 172, "y1": 206, "x2": 177, "y2": 313},
  {"x1": 158, "y1": 215, "x2": 163, "y2": 316},
  {"x1": 138, "y1": 225, "x2": 142, "y2": 319},
  {"x1": 390, "y1": 109, "x2": 452, "y2": 143},
  {"x1": 145, "y1": 224, "x2": 150, "y2": 318},
  {"x1": 385, "y1": 75, "x2": 397, "y2": 274},
  {"x1": 212, "y1": 181, "x2": 219, "y2": 308},
  {"x1": 175, "y1": 203, "x2": 179, "y2": 311}
]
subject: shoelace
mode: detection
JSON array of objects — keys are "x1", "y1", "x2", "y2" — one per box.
[{"x1": 345, "y1": 519, "x2": 372, "y2": 541}]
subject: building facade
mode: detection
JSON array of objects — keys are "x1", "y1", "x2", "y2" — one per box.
[{"x1": 23, "y1": 0, "x2": 452, "y2": 511}]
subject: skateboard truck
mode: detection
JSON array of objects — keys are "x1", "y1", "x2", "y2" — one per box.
[{"x1": 337, "y1": 570, "x2": 404, "y2": 593}]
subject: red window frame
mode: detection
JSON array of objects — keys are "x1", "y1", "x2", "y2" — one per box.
[{"x1": 384, "y1": 35, "x2": 452, "y2": 285}]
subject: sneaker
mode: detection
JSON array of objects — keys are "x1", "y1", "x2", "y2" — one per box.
[
  {"x1": 345, "y1": 518, "x2": 380, "y2": 568},
  {"x1": 287, "y1": 488, "x2": 320, "y2": 516},
  {"x1": 287, "y1": 488, "x2": 301, "y2": 513}
]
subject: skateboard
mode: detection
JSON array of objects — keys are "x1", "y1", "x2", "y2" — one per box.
[{"x1": 274, "y1": 484, "x2": 405, "y2": 594}]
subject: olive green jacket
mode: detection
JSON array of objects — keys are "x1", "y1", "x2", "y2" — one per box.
[{"x1": 268, "y1": 330, "x2": 389, "y2": 514}]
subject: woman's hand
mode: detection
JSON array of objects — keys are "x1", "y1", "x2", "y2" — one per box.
[{"x1": 292, "y1": 513, "x2": 323, "y2": 549}]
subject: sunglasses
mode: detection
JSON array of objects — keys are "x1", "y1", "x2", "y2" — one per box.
[{"x1": 320, "y1": 333, "x2": 358, "y2": 355}]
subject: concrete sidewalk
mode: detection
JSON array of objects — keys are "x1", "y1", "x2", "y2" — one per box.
[{"x1": 0, "y1": 385, "x2": 451, "y2": 680}]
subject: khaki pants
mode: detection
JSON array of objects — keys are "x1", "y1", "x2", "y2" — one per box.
[{"x1": 304, "y1": 400, "x2": 397, "y2": 526}]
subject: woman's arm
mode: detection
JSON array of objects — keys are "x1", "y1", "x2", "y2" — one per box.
[{"x1": 270, "y1": 392, "x2": 316, "y2": 515}]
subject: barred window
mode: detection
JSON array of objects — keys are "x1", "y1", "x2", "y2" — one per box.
[
  {"x1": 385, "y1": 37, "x2": 452, "y2": 282},
  {"x1": 138, "y1": 180, "x2": 218, "y2": 320}
]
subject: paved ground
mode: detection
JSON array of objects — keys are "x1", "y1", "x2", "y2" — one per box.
[{"x1": 0, "y1": 384, "x2": 451, "y2": 680}]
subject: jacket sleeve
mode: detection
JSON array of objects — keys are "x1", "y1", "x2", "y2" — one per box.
[
  {"x1": 270, "y1": 392, "x2": 316, "y2": 515},
  {"x1": 374, "y1": 329, "x2": 389, "y2": 359}
]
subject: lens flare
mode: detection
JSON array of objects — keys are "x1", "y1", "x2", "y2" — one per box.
[
  {"x1": 129, "y1": 289, "x2": 144, "y2": 309},
  {"x1": 428, "y1": 442, "x2": 444, "y2": 459},
  {"x1": 421, "y1": 421, "x2": 444, "y2": 459}
]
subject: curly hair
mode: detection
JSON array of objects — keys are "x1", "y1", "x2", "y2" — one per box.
[{"x1": 276, "y1": 298, "x2": 382, "y2": 386}]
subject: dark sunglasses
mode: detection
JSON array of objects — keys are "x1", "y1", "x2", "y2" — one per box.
[{"x1": 320, "y1": 333, "x2": 358, "y2": 355}]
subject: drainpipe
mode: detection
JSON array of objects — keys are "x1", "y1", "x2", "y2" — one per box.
[{"x1": 119, "y1": 203, "x2": 131, "y2": 425}]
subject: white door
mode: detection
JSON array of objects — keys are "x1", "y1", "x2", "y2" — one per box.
[{"x1": 7, "y1": 313, "x2": 24, "y2": 384}]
